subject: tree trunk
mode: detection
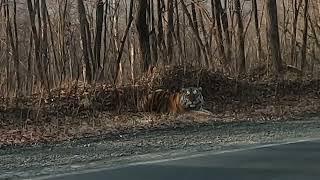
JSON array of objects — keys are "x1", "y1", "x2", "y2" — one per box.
[
  {"x1": 167, "y1": 0, "x2": 174, "y2": 64},
  {"x1": 290, "y1": 0, "x2": 302, "y2": 65},
  {"x1": 175, "y1": 0, "x2": 183, "y2": 65},
  {"x1": 199, "y1": 11, "x2": 210, "y2": 67},
  {"x1": 150, "y1": 0, "x2": 158, "y2": 65},
  {"x1": 301, "y1": 0, "x2": 309, "y2": 75},
  {"x1": 217, "y1": 0, "x2": 231, "y2": 63},
  {"x1": 114, "y1": 0, "x2": 134, "y2": 84},
  {"x1": 157, "y1": 0, "x2": 166, "y2": 62},
  {"x1": 252, "y1": 0, "x2": 263, "y2": 62},
  {"x1": 317, "y1": 1, "x2": 320, "y2": 26},
  {"x1": 136, "y1": 0, "x2": 151, "y2": 72},
  {"x1": 45, "y1": 4, "x2": 59, "y2": 85},
  {"x1": 265, "y1": 0, "x2": 283, "y2": 77},
  {"x1": 100, "y1": 0, "x2": 108, "y2": 81},
  {"x1": 27, "y1": 0, "x2": 47, "y2": 89},
  {"x1": 41, "y1": 0, "x2": 50, "y2": 91},
  {"x1": 129, "y1": 38, "x2": 135, "y2": 83},
  {"x1": 180, "y1": 0, "x2": 209, "y2": 67},
  {"x1": 77, "y1": 0, "x2": 92, "y2": 83},
  {"x1": 5, "y1": 1, "x2": 10, "y2": 96},
  {"x1": 56, "y1": 0, "x2": 67, "y2": 84},
  {"x1": 211, "y1": 0, "x2": 228, "y2": 72},
  {"x1": 26, "y1": 31, "x2": 33, "y2": 95},
  {"x1": 111, "y1": 0, "x2": 120, "y2": 82},
  {"x1": 191, "y1": 2, "x2": 201, "y2": 65},
  {"x1": 234, "y1": 0, "x2": 246, "y2": 75},
  {"x1": 94, "y1": 0, "x2": 104, "y2": 76},
  {"x1": 6, "y1": 0, "x2": 20, "y2": 96}
]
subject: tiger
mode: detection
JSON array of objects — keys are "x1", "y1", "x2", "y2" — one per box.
[{"x1": 138, "y1": 87, "x2": 210, "y2": 114}]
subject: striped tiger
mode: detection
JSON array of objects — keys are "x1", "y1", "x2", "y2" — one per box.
[{"x1": 138, "y1": 87, "x2": 207, "y2": 113}]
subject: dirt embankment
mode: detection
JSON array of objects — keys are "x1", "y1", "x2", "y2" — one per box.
[{"x1": 0, "y1": 66, "x2": 320, "y2": 147}]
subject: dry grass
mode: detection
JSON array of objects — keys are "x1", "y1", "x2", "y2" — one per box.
[{"x1": 1, "y1": 66, "x2": 320, "y2": 147}]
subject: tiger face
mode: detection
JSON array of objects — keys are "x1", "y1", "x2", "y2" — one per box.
[{"x1": 179, "y1": 87, "x2": 204, "y2": 111}]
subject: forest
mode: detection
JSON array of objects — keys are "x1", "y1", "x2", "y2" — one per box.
[
  {"x1": 0, "y1": 0, "x2": 320, "y2": 145},
  {"x1": 0, "y1": 0, "x2": 318, "y2": 96}
]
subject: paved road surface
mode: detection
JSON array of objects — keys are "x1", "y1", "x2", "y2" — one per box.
[
  {"x1": 3, "y1": 119, "x2": 320, "y2": 179},
  {"x1": 44, "y1": 139, "x2": 320, "y2": 180}
]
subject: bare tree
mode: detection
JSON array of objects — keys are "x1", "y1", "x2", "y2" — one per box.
[
  {"x1": 26, "y1": 31, "x2": 33, "y2": 95},
  {"x1": 290, "y1": 0, "x2": 303, "y2": 65},
  {"x1": 199, "y1": 10, "x2": 210, "y2": 67},
  {"x1": 27, "y1": 0, "x2": 47, "y2": 90},
  {"x1": 175, "y1": 0, "x2": 183, "y2": 65},
  {"x1": 1, "y1": 0, "x2": 320, "y2": 99},
  {"x1": 41, "y1": 0, "x2": 50, "y2": 90},
  {"x1": 211, "y1": 0, "x2": 228, "y2": 72},
  {"x1": 77, "y1": 0, "x2": 93, "y2": 83},
  {"x1": 150, "y1": 0, "x2": 158, "y2": 65},
  {"x1": 114, "y1": 0, "x2": 134, "y2": 84},
  {"x1": 100, "y1": 0, "x2": 109, "y2": 80},
  {"x1": 234, "y1": 0, "x2": 245, "y2": 75},
  {"x1": 252, "y1": 0, "x2": 263, "y2": 61},
  {"x1": 4, "y1": 0, "x2": 10, "y2": 96},
  {"x1": 167, "y1": 0, "x2": 174, "y2": 64},
  {"x1": 5, "y1": 0, "x2": 20, "y2": 96},
  {"x1": 94, "y1": 0, "x2": 104, "y2": 78},
  {"x1": 136, "y1": 0, "x2": 151, "y2": 72},
  {"x1": 180, "y1": 0, "x2": 209, "y2": 67},
  {"x1": 217, "y1": 0, "x2": 232, "y2": 64},
  {"x1": 157, "y1": 0, "x2": 166, "y2": 61},
  {"x1": 301, "y1": 0, "x2": 309, "y2": 74},
  {"x1": 265, "y1": 0, "x2": 283, "y2": 77},
  {"x1": 191, "y1": 1, "x2": 201, "y2": 64}
]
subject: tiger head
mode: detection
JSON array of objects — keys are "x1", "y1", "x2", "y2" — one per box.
[{"x1": 179, "y1": 87, "x2": 204, "y2": 111}]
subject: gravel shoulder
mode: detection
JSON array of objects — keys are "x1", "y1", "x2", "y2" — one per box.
[{"x1": 1, "y1": 115, "x2": 320, "y2": 179}]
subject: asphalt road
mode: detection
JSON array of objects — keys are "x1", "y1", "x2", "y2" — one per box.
[
  {"x1": 45, "y1": 139, "x2": 320, "y2": 180},
  {"x1": 3, "y1": 118, "x2": 320, "y2": 179}
]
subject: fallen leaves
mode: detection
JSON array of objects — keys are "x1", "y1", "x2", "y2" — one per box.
[{"x1": 1, "y1": 66, "x2": 320, "y2": 147}]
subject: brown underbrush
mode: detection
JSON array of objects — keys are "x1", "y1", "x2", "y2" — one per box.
[{"x1": 1, "y1": 65, "x2": 320, "y2": 147}]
